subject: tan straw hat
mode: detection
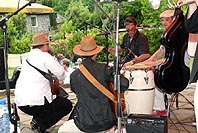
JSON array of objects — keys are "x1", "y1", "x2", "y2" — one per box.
[
  {"x1": 73, "y1": 36, "x2": 104, "y2": 56},
  {"x1": 160, "y1": 10, "x2": 174, "y2": 18},
  {"x1": 30, "y1": 33, "x2": 49, "y2": 46}
]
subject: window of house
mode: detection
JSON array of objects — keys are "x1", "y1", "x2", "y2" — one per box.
[{"x1": 31, "y1": 15, "x2": 37, "y2": 27}]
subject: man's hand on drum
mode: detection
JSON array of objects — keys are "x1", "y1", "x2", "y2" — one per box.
[
  {"x1": 143, "y1": 57, "x2": 154, "y2": 63},
  {"x1": 123, "y1": 60, "x2": 135, "y2": 68},
  {"x1": 142, "y1": 61, "x2": 156, "y2": 67},
  {"x1": 142, "y1": 59, "x2": 163, "y2": 67}
]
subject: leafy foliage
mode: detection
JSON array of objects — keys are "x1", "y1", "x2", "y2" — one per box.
[
  {"x1": 0, "y1": 0, "x2": 190, "y2": 63},
  {"x1": 142, "y1": 28, "x2": 163, "y2": 54},
  {"x1": 120, "y1": 0, "x2": 143, "y2": 28},
  {"x1": 65, "y1": 0, "x2": 91, "y2": 30},
  {"x1": 10, "y1": 32, "x2": 32, "y2": 54},
  {"x1": 0, "y1": 13, "x2": 32, "y2": 54}
]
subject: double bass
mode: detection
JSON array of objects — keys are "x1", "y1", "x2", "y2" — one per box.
[{"x1": 154, "y1": 8, "x2": 190, "y2": 94}]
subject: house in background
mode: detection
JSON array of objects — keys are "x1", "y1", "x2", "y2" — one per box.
[{"x1": 0, "y1": 0, "x2": 54, "y2": 34}]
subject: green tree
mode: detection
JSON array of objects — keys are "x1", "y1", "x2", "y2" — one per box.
[
  {"x1": 0, "y1": 13, "x2": 32, "y2": 54},
  {"x1": 53, "y1": 0, "x2": 71, "y2": 16},
  {"x1": 140, "y1": 0, "x2": 168, "y2": 54},
  {"x1": 141, "y1": 0, "x2": 168, "y2": 28},
  {"x1": 82, "y1": 0, "x2": 95, "y2": 12},
  {"x1": 65, "y1": 0, "x2": 91, "y2": 30},
  {"x1": 38, "y1": 0, "x2": 57, "y2": 29},
  {"x1": 120, "y1": 0, "x2": 143, "y2": 28}
]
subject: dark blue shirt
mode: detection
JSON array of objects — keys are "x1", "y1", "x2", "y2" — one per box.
[{"x1": 120, "y1": 31, "x2": 149, "y2": 62}]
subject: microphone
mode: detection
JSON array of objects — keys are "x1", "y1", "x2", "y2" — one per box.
[
  {"x1": 119, "y1": 48, "x2": 137, "y2": 70},
  {"x1": 149, "y1": 0, "x2": 161, "y2": 10},
  {"x1": 127, "y1": 48, "x2": 137, "y2": 59}
]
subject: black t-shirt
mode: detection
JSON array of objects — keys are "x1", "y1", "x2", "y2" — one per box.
[
  {"x1": 185, "y1": 7, "x2": 198, "y2": 83},
  {"x1": 120, "y1": 31, "x2": 149, "y2": 62},
  {"x1": 185, "y1": 8, "x2": 198, "y2": 33}
]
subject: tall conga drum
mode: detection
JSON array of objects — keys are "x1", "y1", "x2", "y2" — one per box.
[{"x1": 124, "y1": 64, "x2": 155, "y2": 114}]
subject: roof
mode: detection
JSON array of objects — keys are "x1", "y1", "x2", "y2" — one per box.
[{"x1": 0, "y1": 0, "x2": 54, "y2": 13}]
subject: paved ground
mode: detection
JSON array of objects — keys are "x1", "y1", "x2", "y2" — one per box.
[
  {"x1": 167, "y1": 83, "x2": 196, "y2": 133},
  {"x1": 0, "y1": 83, "x2": 197, "y2": 133}
]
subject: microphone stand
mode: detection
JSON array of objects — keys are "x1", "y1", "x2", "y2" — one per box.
[
  {"x1": 105, "y1": 33, "x2": 109, "y2": 65},
  {"x1": 0, "y1": 1, "x2": 35, "y2": 132},
  {"x1": 119, "y1": 49, "x2": 135, "y2": 70},
  {"x1": 81, "y1": 19, "x2": 110, "y2": 34},
  {"x1": 114, "y1": 1, "x2": 122, "y2": 132},
  {"x1": 93, "y1": 0, "x2": 123, "y2": 132}
]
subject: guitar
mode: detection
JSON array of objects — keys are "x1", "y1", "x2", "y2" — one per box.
[
  {"x1": 26, "y1": 59, "x2": 60, "y2": 95},
  {"x1": 79, "y1": 65, "x2": 125, "y2": 114},
  {"x1": 109, "y1": 82, "x2": 125, "y2": 114},
  {"x1": 48, "y1": 71, "x2": 60, "y2": 95}
]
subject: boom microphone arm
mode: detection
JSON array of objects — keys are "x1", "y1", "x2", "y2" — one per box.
[{"x1": 93, "y1": 0, "x2": 115, "y2": 22}]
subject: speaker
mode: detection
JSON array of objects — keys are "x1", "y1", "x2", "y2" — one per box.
[
  {"x1": 126, "y1": 114, "x2": 168, "y2": 133},
  {"x1": 0, "y1": 47, "x2": 5, "y2": 81}
]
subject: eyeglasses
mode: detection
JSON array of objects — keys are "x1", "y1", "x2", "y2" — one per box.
[{"x1": 126, "y1": 28, "x2": 137, "y2": 32}]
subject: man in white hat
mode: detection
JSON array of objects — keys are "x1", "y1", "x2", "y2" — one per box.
[
  {"x1": 58, "y1": 36, "x2": 129, "y2": 133},
  {"x1": 143, "y1": 10, "x2": 175, "y2": 116},
  {"x1": 15, "y1": 33, "x2": 72, "y2": 133},
  {"x1": 143, "y1": 9, "x2": 175, "y2": 67}
]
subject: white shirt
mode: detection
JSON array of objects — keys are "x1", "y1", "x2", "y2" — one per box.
[
  {"x1": 64, "y1": 67, "x2": 74, "y2": 84},
  {"x1": 15, "y1": 49, "x2": 65, "y2": 106}
]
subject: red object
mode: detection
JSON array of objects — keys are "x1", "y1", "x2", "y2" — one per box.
[{"x1": 153, "y1": 110, "x2": 167, "y2": 116}]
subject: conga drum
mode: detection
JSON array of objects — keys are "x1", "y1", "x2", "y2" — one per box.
[{"x1": 124, "y1": 64, "x2": 155, "y2": 114}]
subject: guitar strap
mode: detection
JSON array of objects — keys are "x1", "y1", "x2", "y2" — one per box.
[
  {"x1": 79, "y1": 65, "x2": 117, "y2": 103},
  {"x1": 26, "y1": 59, "x2": 53, "y2": 81}
]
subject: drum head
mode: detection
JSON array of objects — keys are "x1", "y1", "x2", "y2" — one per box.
[{"x1": 125, "y1": 63, "x2": 152, "y2": 70}]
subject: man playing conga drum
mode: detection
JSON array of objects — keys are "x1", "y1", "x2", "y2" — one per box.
[{"x1": 143, "y1": 10, "x2": 175, "y2": 116}]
